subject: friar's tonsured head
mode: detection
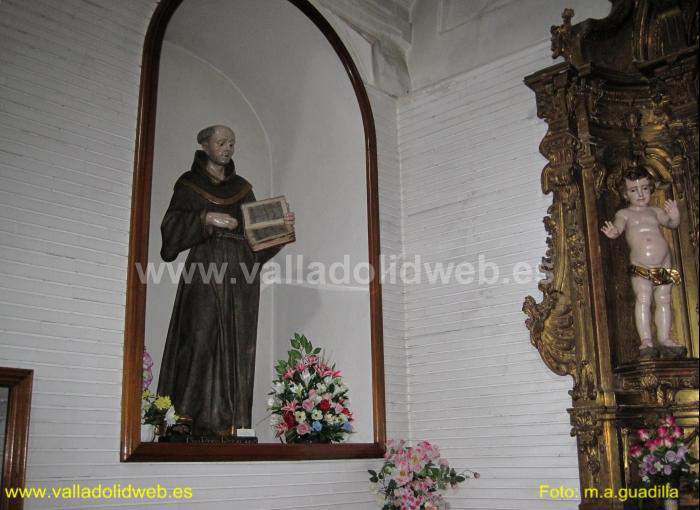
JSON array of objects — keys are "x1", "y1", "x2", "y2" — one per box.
[{"x1": 197, "y1": 125, "x2": 236, "y2": 167}]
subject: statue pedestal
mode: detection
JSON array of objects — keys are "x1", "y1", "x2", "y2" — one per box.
[
  {"x1": 159, "y1": 434, "x2": 259, "y2": 444},
  {"x1": 615, "y1": 359, "x2": 699, "y2": 407}
]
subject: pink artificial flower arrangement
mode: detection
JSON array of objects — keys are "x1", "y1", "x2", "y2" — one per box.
[
  {"x1": 268, "y1": 334, "x2": 354, "y2": 443},
  {"x1": 142, "y1": 350, "x2": 154, "y2": 390},
  {"x1": 369, "y1": 439, "x2": 479, "y2": 510},
  {"x1": 629, "y1": 415, "x2": 698, "y2": 489}
]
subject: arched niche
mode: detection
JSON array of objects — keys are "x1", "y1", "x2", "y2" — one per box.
[{"x1": 121, "y1": 0, "x2": 385, "y2": 461}]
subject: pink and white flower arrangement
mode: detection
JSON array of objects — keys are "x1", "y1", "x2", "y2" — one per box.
[
  {"x1": 629, "y1": 415, "x2": 698, "y2": 489},
  {"x1": 369, "y1": 439, "x2": 479, "y2": 510},
  {"x1": 268, "y1": 334, "x2": 354, "y2": 443}
]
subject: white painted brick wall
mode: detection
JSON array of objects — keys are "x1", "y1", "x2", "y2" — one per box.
[
  {"x1": 397, "y1": 43, "x2": 580, "y2": 509},
  {"x1": 0, "y1": 1, "x2": 403, "y2": 508}
]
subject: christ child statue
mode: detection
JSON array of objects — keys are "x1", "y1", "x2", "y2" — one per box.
[{"x1": 601, "y1": 168, "x2": 684, "y2": 358}]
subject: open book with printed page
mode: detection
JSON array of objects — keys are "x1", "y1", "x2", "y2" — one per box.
[{"x1": 241, "y1": 196, "x2": 295, "y2": 252}]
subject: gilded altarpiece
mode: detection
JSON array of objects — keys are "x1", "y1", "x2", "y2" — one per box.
[{"x1": 522, "y1": 1, "x2": 699, "y2": 508}]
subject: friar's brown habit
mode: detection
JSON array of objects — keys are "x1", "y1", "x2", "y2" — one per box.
[{"x1": 157, "y1": 151, "x2": 279, "y2": 435}]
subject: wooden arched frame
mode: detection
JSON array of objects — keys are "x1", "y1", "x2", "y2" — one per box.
[
  {"x1": 121, "y1": 0, "x2": 385, "y2": 461},
  {"x1": 0, "y1": 367, "x2": 33, "y2": 510}
]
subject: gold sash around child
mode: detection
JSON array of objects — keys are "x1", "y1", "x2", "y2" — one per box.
[{"x1": 628, "y1": 265, "x2": 682, "y2": 286}]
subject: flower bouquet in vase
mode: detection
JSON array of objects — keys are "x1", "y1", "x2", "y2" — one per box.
[
  {"x1": 369, "y1": 439, "x2": 479, "y2": 510},
  {"x1": 268, "y1": 333, "x2": 354, "y2": 443},
  {"x1": 141, "y1": 349, "x2": 179, "y2": 441},
  {"x1": 141, "y1": 390, "x2": 179, "y2": 439},
  {"x1": 629, "y1": 415, "x2": 699, "y2": 507}
]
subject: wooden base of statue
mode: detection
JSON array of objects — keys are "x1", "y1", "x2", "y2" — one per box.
[{"x1": 523, "y1": 2, "x2": 699, "y2": 509}]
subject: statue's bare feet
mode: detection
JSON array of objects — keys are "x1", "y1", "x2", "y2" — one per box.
[
  {"x1": 658, "y1": 342, "x2": 687, "y2": 360},
  {"x1": 638, "y1": 346, "x2": 659, "y2": 360},
  {"x1": 637, "y1": 337, "x2": 657, "y2": 360},
  {"x1": 657, "y1": 336, "x2": 677, "y2": 348}
]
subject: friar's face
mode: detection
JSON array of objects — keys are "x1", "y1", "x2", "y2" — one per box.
[
  {"x1": 624, "y1": 177, "x2": 652, "y2": 207},
  {"x1": 201, "y1": 127, "x2": 235, "y2": 166}
]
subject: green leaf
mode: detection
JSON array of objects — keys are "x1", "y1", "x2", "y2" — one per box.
[
  {"x1": 313, "y1": 347, "x2": 321, "y2": 354},
  {"x1": 291, "y1": 338, "x2": 300, "y2": 349}
]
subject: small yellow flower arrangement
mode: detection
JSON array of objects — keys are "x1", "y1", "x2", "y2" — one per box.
[{"x1": 142, "y1": 389, "x2": 178, "y2": 428}]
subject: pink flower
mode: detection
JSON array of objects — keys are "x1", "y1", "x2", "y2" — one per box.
[
  {"x1": 305, "y1": 355, "x2": 318, "y2": 365},
  {"x1": 302, "y1": 399, "x2": 315, "y2": 412},
  {"x1": 662, "y1": 437, "x2": 673, "y2": 448},
  {"x1": 657, "y1": 426, "x2": 669, "y2": 437},
  {"x1": 315, "y1": 365, "x2": 337, "y2": 378},
  {"x1": 629, "y1": 445, "x2": 643, "y2": 458},
  {"x1": 671, "y1": 426, "x2": 683, "y2": 439},
  {"x1": 274, "y1": 422, "x2": 289, "y2": 437},
  {"x1": 335, "y1": 402, "x2": 344, "y2": 413},
  {"x1": 647, "y1": 438, "x2": 665, "y2": 451},
  {"x1": 142, "y1": 351, "x2": 154, "y2": 390},
  {"x1": 295, "y1": 361, "x2": 306, "y2": 373},
  {"x1": 662, "y1": 415, "x2": 676, "y2": 427},
  {"x1": 281, "y1": 400, "x2": 298, "y2": 413},
  {"x1": 296, "y1": 422, "x2": 311, "y2": 435},
  {"x1": 637, "y1": 428, "x2": 651, "y2": 441},
  {"x1": 283, "y1": 368, "x2": 295, "y2": 380}
]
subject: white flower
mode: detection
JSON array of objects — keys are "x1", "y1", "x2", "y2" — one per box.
[
  {"x1": 311, "y1": 410, "x2": 323, "y2": 421},
  {"x1": 317, "y1": 384, "x2": 327, "y2": 394},
  {"x1": 300, "y1": 370, "x2": 312, "y2": 386},
  {"x1": 324, "y1": 376, "x2": 333, "y2": 385},
  {"x1": 333, "y1": 384, "x2": 344, "y2": 396},
  {"x1": 324, "y1": 413, "x2": 334, "y2": 425},
  {"x1": 291, "y1": 384, "x2": 303, "y2": 396},
  {"x1": 267, "y1": 396, "x2": 277, "y2": 408},
  {"x1": 339, "y1": 413, "x2": 348, "y2": 423},
  {"x1": 273, "y1": 382, "x2": 285, "y2": 394},
  {"x1": 294, "y1": 410, "x2": 307, "y2": 423},
  {"x1": 164, "y1": 406, "x2": 177, "y2": 426}
]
